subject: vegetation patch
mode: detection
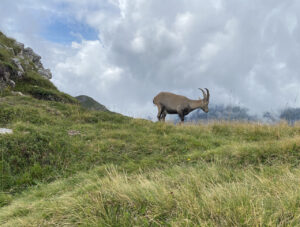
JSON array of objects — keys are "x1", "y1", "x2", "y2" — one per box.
[
  {"x1": 0, "y1": 32, "x2": 22, "y2": 54},
  {"x1": 13, "y1": 71, "x2": 78, "y2": 104}
]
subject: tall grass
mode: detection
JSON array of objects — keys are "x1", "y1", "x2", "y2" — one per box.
[{"x1": 1, "y1": 164, "x2": 300, "y2": 226}]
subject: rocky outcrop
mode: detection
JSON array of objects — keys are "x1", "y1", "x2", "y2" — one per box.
[
  {"x1": 21, "y1": 47, "x2": 52, "y2": 79},
  {"x1": 12, "y1": 57, "x2": 25, "y2": 77},
  {"x1": 0, "y1": 64, "x2": 16, "y2": 89},
  {"x1": 37, "y1": 68, "x2": 52, "y2": 79},
  {"x1": 0, "y1": 32, "x2": 52, "y2": 91}
]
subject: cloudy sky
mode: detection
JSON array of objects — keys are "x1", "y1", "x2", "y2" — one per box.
[{"x1": 1, "y1": 0, "x2": 300, "y2": 119}]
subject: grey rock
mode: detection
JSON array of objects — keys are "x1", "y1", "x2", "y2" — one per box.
[
  {"x1": 8, "y1": 79, "x2": 15, "y2": 88},
  {"x1": 4, "y1": 71, "x2": 10, "y2": 80},
  {"x1": 38, "y1": 68, "x2": 52, "y2": 79},
  {"x1": 15, "y1": 41, "x2": 24, "y2": 51},
  {"x1": 68, "y1": 130, "x2": 81, "y2": 136},
  {"x1": 0, "y1": 69, "x2": 15, "y2": 88},
  {"x1": 24, "y1": 47, "x2": 41, "y2": 64},
  {"x1": 17, "y1": 71, "x2": 24, "y2": 78},
  {"x1": 35, "y1": 61, "x2": 43, "y2": 69},
  {"x1": 1, "y1": 37, "x2": 53, "y2": 85},
  {"x1": 12, "y1": 57, "x2": 24, "y2": 73},
  {"x1": 11, "y1": 91, "x2": 24, "y2": 96},
  {"x1": 23, "y1": 47, "x2": 51, "y2": 79},
  {"x1": 0, "y1": 128, "x2": 13, "y2": 134}
]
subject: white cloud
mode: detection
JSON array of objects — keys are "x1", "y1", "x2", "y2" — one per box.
[
  {"x1": 53, "y1": 40, "x2": 122, "y2": 96},
  {"x1": 131, "y1": 35, "x2": 145, "y2": 53},
  {"x1": 175, "y1": 12, "x2": 194, "y2": 33}
]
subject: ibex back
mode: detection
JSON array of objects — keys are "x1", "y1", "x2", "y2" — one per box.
[{"x1": 153, "y1": 88, "x2": 210, "y2": 122}]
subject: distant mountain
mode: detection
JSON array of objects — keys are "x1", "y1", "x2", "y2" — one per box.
[
  {"x1": 280, "y1": 107, "x2": 300, "y2": 124},
  {"x1": 187, "y1": 105, "x2": 258, "y2": 122},
  {"x1": 75, "y1": 95, "x2": 108, "y2": 111}
]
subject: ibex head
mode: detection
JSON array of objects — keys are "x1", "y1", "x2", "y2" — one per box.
[{"x1": 198, "y1": 88, "x2": 210, "y2": 113}]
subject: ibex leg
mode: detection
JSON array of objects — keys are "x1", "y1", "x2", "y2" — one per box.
[
  {"x1": 178, "y1": 112, "x2": 185, "y2": 122},
  {"x1": 157, "y1": 105, "x2": 163, "y2": 121},
  {"x1": 161, "y1": 110, "x2": 167, "y2": 122}
]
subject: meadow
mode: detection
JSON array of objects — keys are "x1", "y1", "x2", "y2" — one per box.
[
  {"x1": 1, "y1": 31, "x2": 300, "y2": 226},
  {"x1": 1, "y1": 93, "x2": 300, "y2": 226}
]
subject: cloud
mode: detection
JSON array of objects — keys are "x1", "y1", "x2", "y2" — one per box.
[
  {"x1": 1, "y1": 0, "x2": 300, "y2": 119},
  {"x1": 53, "y1": 40, "x2": 122, "y2": 97}
]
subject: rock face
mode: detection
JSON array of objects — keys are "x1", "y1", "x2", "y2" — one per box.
[
  {"x1": 0, "y1": 32, "x2": 52, "y2": 90},
  {"x1": 37, "y1": 68, "x2": 52, "y2": 79},
  {"x1": 12, "y1": 57, "x2": 25, "y2": 77},
  {"x1": 21, "y1": 47, "x2": 52, "y2": 79},
  {"x1": 0, "y1": 64, "x2": 16, "y2": 89}
]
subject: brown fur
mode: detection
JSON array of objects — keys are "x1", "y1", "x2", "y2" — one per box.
[{"x1": 153, "y1": 89, "x2": 209, "y2": 122}]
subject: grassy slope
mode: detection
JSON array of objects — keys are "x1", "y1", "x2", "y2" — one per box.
[
  {"x1": 1, "y1": 93, "x2": 300, "y2": 226},
  {"x1": 2, "y1": 32, "x2": 300, "y2": 226}
]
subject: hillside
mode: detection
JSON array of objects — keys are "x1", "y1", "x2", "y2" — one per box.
[
  {"x1": 0, "y1": 31, "x2": 76, "y2": 104},
  {"x1": 75, "y1": 95, "x2": 108, "y2": 111},
  {"x1": 1, "y1": 32, "x2": 300, "y2": 226}
]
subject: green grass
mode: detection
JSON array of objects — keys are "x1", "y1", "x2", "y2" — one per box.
[
  {"x1": 0, "y1": 31, "x2": 22, "y2": 55},
  {"x1": 2, "y1": 164, "x2": 300, "y2": 226},
  {"x1": 0, "y1": 49, "x2": 12, "y2": 62},
  {"x1": 3, "y1": 30, "x2": 300, "y2": 226},
  {"x1": 13, "y1": 71, "x2": 78, "y2": 103},
  {"x1": 1, "y1": 93, "x2": 300, "y2": 225}
]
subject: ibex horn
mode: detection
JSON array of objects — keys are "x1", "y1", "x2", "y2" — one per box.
[
  {"x1": 198, "y1": 88, "x2": 207, "y2": 100},
  {"x1": 205, "y1": 88, "x2": 210, "y2": 101}
]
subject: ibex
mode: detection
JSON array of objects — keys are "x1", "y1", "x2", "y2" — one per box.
[{"x1": 153, "y1": 88, "x2": 210, "y2": 122}]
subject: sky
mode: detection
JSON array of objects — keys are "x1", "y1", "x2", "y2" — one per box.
[{"x1": 1, "y1": 0, "x2": 300, "y2": 119}]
